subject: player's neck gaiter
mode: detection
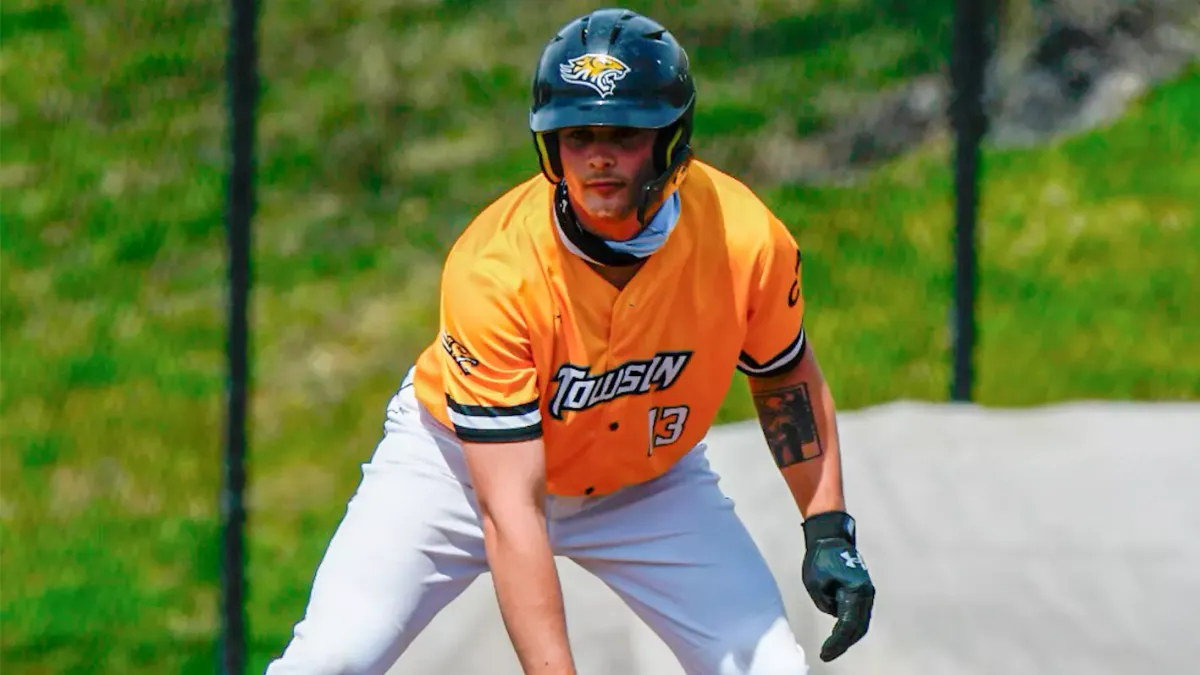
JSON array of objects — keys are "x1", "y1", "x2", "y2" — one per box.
[
  {"x1": 553, "y1": 182, "x2": 681, "y2": 267},
  {"x1": 606, "y1": 191, "x2": 680, "y2": 258}
]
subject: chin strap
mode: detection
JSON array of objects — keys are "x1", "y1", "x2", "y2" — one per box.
[{"x1": 636, "y1": 146, "x2": 693, "y2": 226}]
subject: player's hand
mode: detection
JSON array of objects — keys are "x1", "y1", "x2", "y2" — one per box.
[{"x1": 801, "y1": 510, "x2": 875, "y2": 662}]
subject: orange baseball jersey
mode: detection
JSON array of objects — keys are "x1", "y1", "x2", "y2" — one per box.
[{"x1": 411, "y1": 160, "x2": 807, "y2": 496}]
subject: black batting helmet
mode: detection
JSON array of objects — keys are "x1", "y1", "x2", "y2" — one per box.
[{"x1": 529, "y1": 8, "x2": 697, "y2": 224}]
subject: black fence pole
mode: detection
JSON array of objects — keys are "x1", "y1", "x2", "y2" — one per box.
[
  {"x1": 949, "y1": 0, "x2": 989, "y2": 403},
  {"x1": 222, "y1": 0, "x2": 259, "y2": 672}
]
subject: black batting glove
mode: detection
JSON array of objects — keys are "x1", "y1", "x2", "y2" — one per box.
[{"x1": 801, "y1": 510, "x2": 875, "y2": 662}]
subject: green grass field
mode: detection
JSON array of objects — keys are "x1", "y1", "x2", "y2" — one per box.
[{"x1": 2, "y1": 0, "x2": 1197, "y2": 672}]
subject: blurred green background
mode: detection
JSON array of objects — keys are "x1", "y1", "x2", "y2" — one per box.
[{"x1": 1, "y1": 0, "x2": 1196, "y2": 672}]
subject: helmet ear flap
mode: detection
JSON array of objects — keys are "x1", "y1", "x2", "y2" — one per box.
[
  {"x1": 534, "y1": 131, "x2": 563, "y2": 183},
  {"x1": 652, "y1": 101, "x2": 694, "y2": 174}
]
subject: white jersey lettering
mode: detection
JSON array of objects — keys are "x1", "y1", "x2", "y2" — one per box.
[{"x1": 549, "y1": 352, "x2": 693, "y2": 419}]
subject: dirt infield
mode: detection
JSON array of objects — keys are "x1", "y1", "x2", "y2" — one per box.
[{"x1": 393, "y1": 401, "x2": 1200, "y2": 675}]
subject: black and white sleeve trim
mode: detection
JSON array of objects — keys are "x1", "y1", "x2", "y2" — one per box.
[
  {"x1": 738, "y1": 325, "x2": 807, "y2": 378},
  {"x1": 445, "y1": 395, "x2": 543, "y2": 442}
]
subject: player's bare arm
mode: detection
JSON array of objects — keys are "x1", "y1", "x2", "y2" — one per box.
[
  {"x1": 748, "y1": 342, "x2": 845, "y2": 517},
  {"x1": 750, "y1": 340, "x2": 875, "y2": 662},
  {"x1": 461, "y1": 437, "x2": 577, "y2": 675}
]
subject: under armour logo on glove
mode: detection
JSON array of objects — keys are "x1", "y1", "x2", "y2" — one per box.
[{"x1": 840, "y1": 551, "x2": 867, "y2": 570}]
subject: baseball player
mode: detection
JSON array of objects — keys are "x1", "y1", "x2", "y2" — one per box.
[{"x1": 266, "y1": 8, "x2": 875, "y2": 675}]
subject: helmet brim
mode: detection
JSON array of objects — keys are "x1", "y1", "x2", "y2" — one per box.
[{"x1": 530, "y1": 95, "x2": 694, "y2": 133}]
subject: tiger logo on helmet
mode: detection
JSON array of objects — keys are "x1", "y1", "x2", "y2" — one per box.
[{"x1": 559, "y1": 53, "x2": 630, "y2": 98}]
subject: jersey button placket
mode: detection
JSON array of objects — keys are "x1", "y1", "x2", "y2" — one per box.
[
  {"x1": 608, "y1": 293, "x2": 634, "y2": 363},
  {"x1": 605, "y1": 299, "x2": 625, "y2": 438}
]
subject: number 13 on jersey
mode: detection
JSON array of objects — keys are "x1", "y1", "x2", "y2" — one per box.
[{"x1": 647, "y1": 405, "x2": 690, "y2": 456}]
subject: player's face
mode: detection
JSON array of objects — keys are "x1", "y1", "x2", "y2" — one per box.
[{"x1": 558, "y1": 126, "x2": 658, "y2": 241}]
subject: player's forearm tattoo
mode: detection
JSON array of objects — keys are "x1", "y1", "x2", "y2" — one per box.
[{"x1": 751, "y1": 382, "x2": 823, "y2": 468}]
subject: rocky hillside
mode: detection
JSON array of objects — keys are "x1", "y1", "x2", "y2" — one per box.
[{"x1": 752, "y1": 0, "x2": 1199, "y2": 184}]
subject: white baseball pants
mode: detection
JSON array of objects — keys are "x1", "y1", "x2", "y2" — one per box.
[{"x1": 264, "y1": 371, "x2": 809, "y2": 675}]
